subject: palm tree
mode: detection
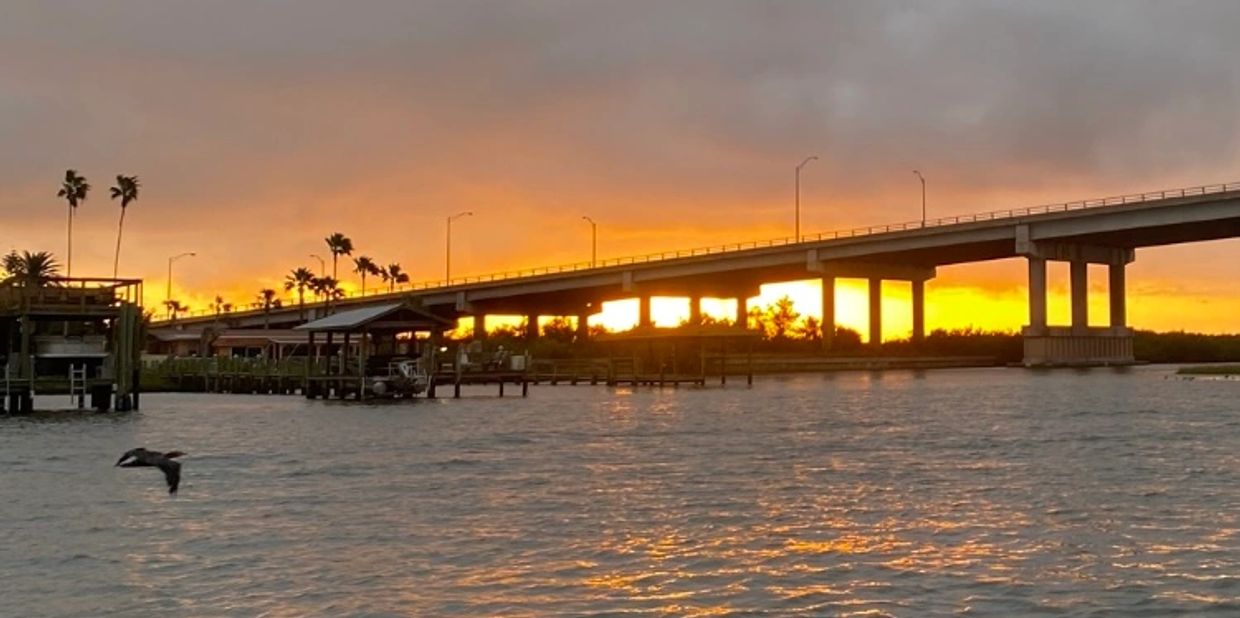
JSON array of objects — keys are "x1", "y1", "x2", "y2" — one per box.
[
  {"x1": 324, "y1": 233, "x2": 353, "y2": 281},
  {"x1": 56, "y1": 169, "x2": 90, "y2": 277},
  {"x1": 211, "y1": 294, "x2": 225, "y2": 319},
  {"x1": 309, "y1": 276, "x2": 328, "y2": 302},
  {"x1": 256, "y1": 288, "x2": 280, "y2": 329},
  {"x1": 109, "y1": 174, "x2": 140, "y2": 278},
  {"x1": 312, "y1": 276, "x2": 343, "y2": 310},
  {"x1": 284, "y1": 267, "x2": 315, "y2": 320},
  {"x1": 163, "y1": 299, "x2": 187, "y2": 321},
  {"x1": 383, "y1": 263, "x2": 409, "y2": 293},
  {"x1": 353, "y1": 256, "x2": 379, "y2": 296},
  {"x1": 3, "y1": 250, "x2": 61, "y2": 287}
]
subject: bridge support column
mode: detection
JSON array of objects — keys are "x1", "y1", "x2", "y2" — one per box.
[
  {"x1": 1109, "y1": 264, "x2": 1126, "y2": 328},
  {"x1": 576, "y1": 312, "x2": 590, "y2": 341},
  {"x1": 911, "y1": 279, "x2": 925, "y2": 343},
  {"x1": 1019, "y1": 236, "x2": 1134, "y2": 366},
  {"x1": 821, "y1": 276, "x2": 835, "y2": 350},
  {"x1": 1027, "y1": 256, "x2": 1047, "y2": 331},
  {"x1": 734, "y1": 296, "x2": 748, "y2": 329},
  {"x1": 1070, "y1": 260, "x2": 1088, "y2": 331},
  {"x1": 525, "y1": 315, "x2": 539, "y2": 340},
  {"x1": 688, "y1": 296, "x2": 702, "y2": 326},
  {"x1": 472, "y1": 314, "x2": 486, "y2": 340},
  {"x1": 868, "y1": 278, "x2": 882, "y2": 347},
  {"x1": 638, "y1": 296, "x2": 652, "y2": 328}
]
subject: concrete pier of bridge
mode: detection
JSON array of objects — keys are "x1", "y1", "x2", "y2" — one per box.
[
  {"x1": 812, "y1": 258, "x2": 935, "y2": 349},
  {"x1": 1018, "y1": 226, "x2": 1135, "y2": 366}
]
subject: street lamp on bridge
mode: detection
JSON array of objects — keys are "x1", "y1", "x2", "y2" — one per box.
[
  {"x1": 166, "y1": 251, "x2": 197, "y2": 302},
  {"x1": 913, "y1": 169, "x2": 926, "y2": 227},
  {"x1": 447, "y1": 211, "x2": 474, "y2": 281},
  {"x1": 795, "y1": 155, "x2": 818, "y2": 240},
  {"x1": 581, "y1": 216, "x2": 597, "y2": 267},
  {"x1": 309, "y1": 253, "x2": 325, "y2": 277}
]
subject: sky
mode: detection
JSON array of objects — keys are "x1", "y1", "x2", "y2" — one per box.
[{"x1": 1, "y1": 0, "x2": 1237, "y2": 336}]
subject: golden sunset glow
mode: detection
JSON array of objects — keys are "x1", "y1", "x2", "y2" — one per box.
[{"x1": 0, "y1": 3, "x2": 1234, "y2": 335}]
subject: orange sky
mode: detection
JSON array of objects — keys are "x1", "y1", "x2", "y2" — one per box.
[{"x1": 0, "y1": 2, "x2": 1237, "y2": 334}]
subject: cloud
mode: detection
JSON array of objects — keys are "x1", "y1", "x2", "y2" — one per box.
[{"x1": 0, "y1": 0, "x2": 1236, "y2": 304}]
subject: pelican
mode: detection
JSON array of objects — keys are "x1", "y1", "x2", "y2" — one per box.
[{"x1": 115, "y1": 448, "x2": 185, "y2": 494}]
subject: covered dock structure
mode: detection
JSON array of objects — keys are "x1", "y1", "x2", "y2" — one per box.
[
  {"x1": 297, "y1": 301, "x2": 453, "y2": 400},
  {"x1": 0, "y1": 276, "x2": 143, "y2": 412}
]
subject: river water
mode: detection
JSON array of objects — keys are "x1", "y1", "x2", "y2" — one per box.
[{"x1": 2, "y1": 366, "x2": 1239, "y2": 616}]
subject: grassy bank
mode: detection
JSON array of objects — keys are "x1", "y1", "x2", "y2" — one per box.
[{"x1": 1176, "y1": 364, "x2": 1240, "y2": 375}]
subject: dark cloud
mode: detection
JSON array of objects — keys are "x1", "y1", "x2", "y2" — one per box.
[{"x1": 0, "y1": 0, "x2": 1237, "y2": 291}]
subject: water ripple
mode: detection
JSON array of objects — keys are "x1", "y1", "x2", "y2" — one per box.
[{"x1": 1, "y1": 366, "x2": 1238, "y2": 615}]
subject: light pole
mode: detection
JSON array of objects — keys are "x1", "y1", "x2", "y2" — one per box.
[
  {"x1": 913, "y1": 170, "x2": 926, "y2": 226},
  {"x1": 446, "y1": 211, "x2": 473, "y2": 281},
  {"x1": 795, "y1": 155, "x2": 818, "y2": 240},
  {"x1": 309, "y1": 253, "x2": 325, "y2": 277},
  {"x1": 581, "y1": 216, "x2": 597, "y2": 267},
  {"x1": 166, "y1": 251, "x2": 196, "y2": 302}
]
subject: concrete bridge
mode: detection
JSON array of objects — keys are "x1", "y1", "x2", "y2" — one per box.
[{"x1": 158, "y1": 181, "x2": 1240, "y2": 366}]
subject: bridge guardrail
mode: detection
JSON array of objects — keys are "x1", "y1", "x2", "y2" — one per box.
[{"x1": 164, "y1": 180, "x2": 1240, "y2": 321}]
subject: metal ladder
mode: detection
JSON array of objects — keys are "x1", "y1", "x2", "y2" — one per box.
[{"x1": 69, "y1": 364, "x2": 87, "y2": 409}]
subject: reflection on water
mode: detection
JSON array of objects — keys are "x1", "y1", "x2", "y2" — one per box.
[{"x1": 3, "y1": 366, "x2": 1240, "y2": 616}]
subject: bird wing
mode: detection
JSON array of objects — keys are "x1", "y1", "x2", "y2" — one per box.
[
  {"x1": 115, "y1": 448, "x2": 142, "y2": 466},
  {"x1": 158, "y1": 459, "x2": 181, "y2": 494}
]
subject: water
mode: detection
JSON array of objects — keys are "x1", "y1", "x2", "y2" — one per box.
[{"x1": 2, "y1": 366, "x2": 1238, "y2": 617}]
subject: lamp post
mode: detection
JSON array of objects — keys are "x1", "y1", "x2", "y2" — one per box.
[
  {"x1": 166, "y1": 251, "x2": 196, "y2": 302},
  {"x1": 309, "y1": 253, "x2": 325, "y2": 277},
  {"x1": 447, "y1": 211, "x2": 473, "y2": 281},
  {"x1": 795, "y1": 155, "x2": 818, "y2": 240},
  {"x1": 581, "y1": 216, "x2": 597, "y2": 267},
  {"x1": 913, "y1": 170, "x2": 926, "y2": 227}
]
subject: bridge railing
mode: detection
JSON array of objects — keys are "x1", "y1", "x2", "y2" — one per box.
[{"x1": 166, "y1": 180, "x2": 1240, "y2": 321}]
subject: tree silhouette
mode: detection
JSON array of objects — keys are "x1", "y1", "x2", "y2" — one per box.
[
  {"x1": 163, "y1": 299, "x2": 187, "y2": 321},
  {"x1": 56, "y1": 169, "x2": 90, "y2": 277},
  {"x1": 284, "y1": 267, "x2": 315, "y2": 319},
  {"x1": 256, "y1": 288, "x2": 280, "y2": 329},
  {"x1": 381, "y1": 263, "x2": 409, "y2": 292},
  {"x1": 109, "y1": 174, "x2": 140, "y2": 278},
  {"x1": 3, "y1": 250, "x2": 61, "y2": 286},
  {"x1": 324, "y1": 233, "x2": 353, "y2": 281},
  {"x1": 353, "y1": 255, "x2": 379, "y2": 296}
]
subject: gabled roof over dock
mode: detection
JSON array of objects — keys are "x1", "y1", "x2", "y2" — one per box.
[{"x1": 295, "y1": 302, "x2": 452, "y2": 334}]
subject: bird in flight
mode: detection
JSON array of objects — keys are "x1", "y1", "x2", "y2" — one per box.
[{"x1": 115, "y1": 448, "x2": 185, "y2": 494}]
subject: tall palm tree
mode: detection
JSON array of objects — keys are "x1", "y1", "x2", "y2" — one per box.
[
  {"x1": 3, "y1": 250, "x2": 61, "y2": 287},
  {"x1": 324, "y1": 233, "x2": 353, "y2": 281},
  {"x1": 109, "y1": 174, "x2": 140, "y2": 278},
  {"x1": 284, "y1": 267, "x2": 315, "y2": 320},
  {"x1": 56, "y1": 169, "x2": 90, "y2": 277},
  {"x1": 353, "y1": 256, "x2": 379, "y2": 296},
  {"x1": 256, "y1": 288, "x2": 280, "y2": 329},
  {"x1": 383, "y1": 262, "x2": 409, "y2": 293}
]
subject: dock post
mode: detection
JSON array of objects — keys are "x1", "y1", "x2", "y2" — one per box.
[
  {"x1": 498, "y1": 380, "x2": 504, "y2": 397},
  {"x1": 427, "y1": 375, "x2": 437, "y2": 398},
  {"x1": 522, "y1": 378, "x2": 528, "y2": 397},
  {"x1": 454, "y1": 379, "x2": 461, "y2": 399},
  {"x1": 747, "y1": 343, "x2": 754, "y2": 387}
]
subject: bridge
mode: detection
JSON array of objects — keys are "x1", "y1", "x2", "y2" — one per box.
[{"x1": 157, "y1": 181, "x2": 1240, "y2": 366}]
